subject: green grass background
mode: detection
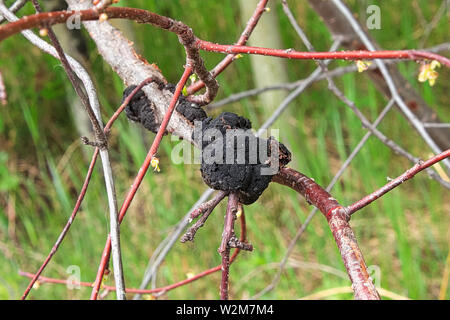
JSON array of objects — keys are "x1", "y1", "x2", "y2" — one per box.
[{"x1": 0, "y1": 0, "x2": 448, "y2": 299}]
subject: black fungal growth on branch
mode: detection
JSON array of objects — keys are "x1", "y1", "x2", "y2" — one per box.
[
  {"x1": 122, "y1": 82, "x2": 207, "y2": 133},
  {"x1": 122, "y1": 85, "x2": 160, "y2": 133},
  {"x1": 194, "y1": 112, "x2": 291, "y2": 205}
]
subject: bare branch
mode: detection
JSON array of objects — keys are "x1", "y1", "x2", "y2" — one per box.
[
  {"x1": 219, "y1": 193, "x2": 239, "y2": 300},
  {"x1": 273, "y1": 168, "x2": 380, "y2": 300},
  {"x1": 346, "y1": 149, "x2": 450, "y2": 215},
  {"x1": 186, "y1": 0, "x2": 269, "y2": 95}
]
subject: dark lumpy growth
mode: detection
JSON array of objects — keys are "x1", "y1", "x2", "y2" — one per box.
[
  {"x1": 164, "y1": 83, "x2": 207, "y2": 123},
  {"x1": 195, "y1": 112, "x2": 291, "y2": 205},
  {"x1": 122, "y1": 85, "x2": 160, "y2": 133}
]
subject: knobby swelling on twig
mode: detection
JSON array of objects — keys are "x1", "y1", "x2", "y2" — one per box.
[{"x1": 4, "y1": 0, "x2": 450, "y2": 300}]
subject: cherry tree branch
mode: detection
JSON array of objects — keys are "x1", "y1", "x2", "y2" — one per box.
[
  {"x1": 1, "y1": 7, "x2": 449, "y2": 66},
  {"x1": 180, "y1": 191, "x2": 228, "y2": 243},
  {"x1": 195, "y1": 40, "x2": 450, "y2": 66},
  {"x1": 219, "y1": 193, "x2": 239, "y2": 300},
  {"x1": 0, "y1": 69, "x2": 6, "y2": 105},
  {"x1": 346, "y1": 149, "x2": 450, "y2": 215}
]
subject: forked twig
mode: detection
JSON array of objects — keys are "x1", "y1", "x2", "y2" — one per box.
[{"x1": 89, "y1": 65, "x2": 193, "y2": 300}]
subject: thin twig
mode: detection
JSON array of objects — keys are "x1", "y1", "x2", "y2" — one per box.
[
  {"x1": 180, "y1": 191, "x2": 228, "y2": 243},
  {"x1": 20, "y1": 149, "x2": 99, "y2": 300},
  {"x1": 33, "y1": 0, "x2": 125, "y2": 299},
  {"x1": 19, "y1": 77, "x2": 156, "y2": 300},
  {"x1": 133, "y1": 188, "x2": 214, "y2": 299},
  {"x1": 0, "y1": 0, "x2": 27, "y2": 24},
  {"x1": 273, "y1": 168, "x2": 380, "y2": 300},
  {"x1": 0, "y1": 1, "x2": 125, "y2": 299},
  {"x1": 1, "y1": 7, "x2": 449, "y2": 66},
  {"x1": 0, "y1": 69, "x2": 6, "y2": 105},
  {"x1": 208, "y1": 42, "x2": 450, "y2": 110},
  {"x1": 19, "y1": 209, "x2": 250, "y2": 296},
  {"x1": 29, "y1": 0, "x2": 106, "y2": 148}
]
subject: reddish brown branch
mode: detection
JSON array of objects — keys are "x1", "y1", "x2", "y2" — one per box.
[
  {"x1": 1, "y1": 7, "x2": 448, "y2": 66},
  {"x1": 19, "y1": 210, "x2": 249, "y2": 297},
  {"x1": 20, "y1": 148, "x2": 99, "y2": 300},
  {"x1": 346, "y1": 149, "x2": 450, "y2": 215},
  {"x1": 180, "y1": 191, "x2": 228, "y2": 243},
  {"x1": 273, "y1": 167, "x2": 380, "y2": 300},
  {"x1": 0, "y1": 70, "x2": 6, "y2": 105},
  {"x1": 219, "y1": 193, "x2": 239, "y2": 300},
  {"x1": 196, "y1": 40, "x2": 450, "y2": 66},
  {"x1": 90, "y1": 66, "x2": 193, "y2": 300}
]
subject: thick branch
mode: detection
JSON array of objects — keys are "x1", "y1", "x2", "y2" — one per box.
[{"x1": 308, "y1": 0, "x2": 450, "y2": 151}]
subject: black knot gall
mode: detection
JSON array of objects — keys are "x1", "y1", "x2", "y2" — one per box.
[{"x1": 163, "y1": 83, "x2": 207, "y2": 123}]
